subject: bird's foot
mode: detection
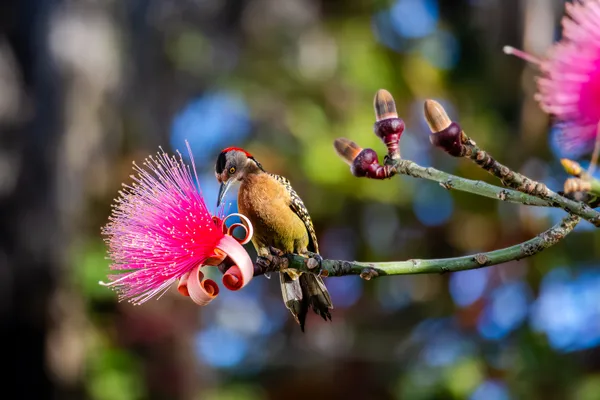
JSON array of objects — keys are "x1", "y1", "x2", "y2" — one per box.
[
  {"x1": 303, "y1": 251, "x2": 323, "y2": 270},
  {"x1": 255, "y1": 255, "x2": 272, "y2": 269},
  {"x1": 255, "y1": 255, "x2": 281, "y2": 279},
  {"x1": 256, "y1": 247, "x2": 289, "y2": 276},
  {"x1": 268, "y1": 246, "x2": 285, "y2": 257}
]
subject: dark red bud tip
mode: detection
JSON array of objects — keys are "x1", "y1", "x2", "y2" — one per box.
[
  {"x1": 351, "y1": 149, "x2": 378, "y2": 177},
  {"x1": 351, "y1": 149, "x2": 391, "y2": 179},
  {"x1": 374, "y1": 118, "x2": 405, "y2": 141},
  {"x1": 429, "y1": 121, "x2": 463, "y2": 157}
]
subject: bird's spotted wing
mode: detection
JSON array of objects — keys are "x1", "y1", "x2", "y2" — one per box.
[
  {"x1": 269, "y1": 173, "x2": 333, "y2": 329},
  {"x1": 269, "y1": 173, "x2": 319, "y2": 254}
]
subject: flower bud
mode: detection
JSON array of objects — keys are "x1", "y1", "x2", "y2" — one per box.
[
  {"x1": 429, "y1": 122, "x2": 464, "y2": 157},
  {"x1": 333, "y1": 137, "x2": 363, "y2": 165},
  {"x1": 560, "y1": 158, "x2": 583, "y2": 177},
  {"x1": 351, "y1": 148, "x2": 390, "y2": 179},
  {"x1": 424, "y1": 100, "x2": 464, "y2": 157},
  {"x1": 373, "y1": 89, "x2": 405, "y2": 160}
]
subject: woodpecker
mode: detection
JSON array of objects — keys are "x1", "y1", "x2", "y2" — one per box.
[{"x1": 215, "y1": 147, "x2": 332, "y2": 331}]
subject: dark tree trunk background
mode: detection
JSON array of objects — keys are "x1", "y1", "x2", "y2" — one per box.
[{"x1": 0, "y1": 0, "x2": 77, "y2": 398}]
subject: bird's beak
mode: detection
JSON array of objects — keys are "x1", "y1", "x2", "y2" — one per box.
[{"x1": 217, "y1": 180, "x2": 234, "y2": 207}]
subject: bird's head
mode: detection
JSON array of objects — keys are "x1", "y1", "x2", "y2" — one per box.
[{"x1": 215, "y1": 147, "x2": 262, "y2": 207}]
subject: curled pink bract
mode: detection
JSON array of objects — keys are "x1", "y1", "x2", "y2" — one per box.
[
  {"x1": 217, "y1": 235, "x2": 254, "y2": 291},
  {"x1": 178, "y1": 268, "x2": 220, "y2": 306}
]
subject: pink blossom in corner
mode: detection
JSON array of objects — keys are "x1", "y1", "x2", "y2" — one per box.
[
  {"x1": 504, "y1": 0, "x2": 600, "y2": 157},
  {"x1": 100, "y1": 142, "x2": 254, "y2": 306}
]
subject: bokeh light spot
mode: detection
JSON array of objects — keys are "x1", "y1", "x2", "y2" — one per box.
[
  {"x1": 371, "y1": 11, "x2": 406, "y2": 52},
  {"x1": 390, "y1": 0, "x2": 439, "y2": 39},
  {"x1": 413, "y1": 184, "x2": 453, "y2": 226},
  {"x1": 195, "y1": 326, "x2": 248, "y2": 368},
  {"x1": 449, "y1": 268, "x2": 489, "y2": 307},
  {"x1": 326, "y1": 276, "x2": 363, "y2": 308},
  {"x1": 530, "y1": 268, "x2": 600, "y2": 352},
  {"x1": 478, "y1": 281, "x2": 531, "y2": 340},
  {"x1": 470, "y1": 380, "x2": 511, "y2": 400},
  {"x1": 422, "y1": 331, "x2": 473, "y2": 367},
  {"x1": 171, "y1": 91, "x2": 250, "y2": 163},
  {"x1": 376, "y1": 277, "x2": 413, "y2": 311},
  {"x1": 418, "y1": 29, "x2": 460, "y2": 70}
]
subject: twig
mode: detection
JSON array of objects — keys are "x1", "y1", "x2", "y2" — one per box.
[
  {"x1": 422, "y1": 99, "x2": 600, "y2": 226},
  {"x1": 393, "y1": 158, "x2": 550, "y2": 206},
  {"x1": 423, "y1": 100, "x2": 549, "y2": 196},
  {"x1": 335, "y1": 137, "x2": 578, "y2": 209},
  {"x1": 463, "y1": 141, "x2": 548, "y2": 195},
  {"x1": 255, "y1": 215, "x2": 580, "y2": 277},
  {"x1": 461, "y1": 140, "x2": 600, "y2": 225}
]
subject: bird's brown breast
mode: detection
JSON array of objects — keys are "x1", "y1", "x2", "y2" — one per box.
[{"x1": 237, "y1": 173, "x2": 309, "y2": 255}]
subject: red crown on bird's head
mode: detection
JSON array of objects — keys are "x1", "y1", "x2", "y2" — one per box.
[
  {"x1": 216, "y1": 147, "x2": 255, "y2": 175},
  {"x1": 220, "y1": 147, "x2": 253, "y2": 157}
]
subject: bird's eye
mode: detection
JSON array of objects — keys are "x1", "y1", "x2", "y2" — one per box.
[{"x1": 229, "y1": 167, "x2": 236, "y2": 174}]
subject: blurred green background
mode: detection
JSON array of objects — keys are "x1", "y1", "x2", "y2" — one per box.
[{"x1": 1, "y1": 0, "x2": 600, "y2": 399}]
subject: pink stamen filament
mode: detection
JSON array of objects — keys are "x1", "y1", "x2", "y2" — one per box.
[{"x1": 503, "y1": 46, "x2": 542, "y2": 65}]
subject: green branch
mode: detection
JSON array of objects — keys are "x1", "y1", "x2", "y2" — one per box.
[
  {"x1": 461, "y1": 140, "x2": 600, "y2": 226},
  {"x1": 393, "y1": 156, "x2": 600, "y2": 225},
  {"x1": 255, "y1": 215, "x2": 580, "y2": 278},
  {"x1": 421, "y1": 99, "x2": 600, "y2": 227},
  {"x1": 333, "y1": 137, "x2": 550, "y2": 207},
  {"x1": 393, "y1": 159, "x2": 550, "y2": 207}
]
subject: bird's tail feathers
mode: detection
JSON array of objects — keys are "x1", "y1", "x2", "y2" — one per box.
[{"x1": 280, "y1": 272, "x2": 332, "y2": 332}]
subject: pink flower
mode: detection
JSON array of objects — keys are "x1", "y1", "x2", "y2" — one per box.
[
  {"x1": 100, "y1": 142, "x2": 254, "y2": 306},
  {"x1": 504, "y1": 0, "x2": 600, "y2": 157}
]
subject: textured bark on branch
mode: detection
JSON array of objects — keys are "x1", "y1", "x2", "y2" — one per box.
[
  {"x1": 392, "y1": 159, "x2": 550, "y2": 206},
  {"x1": 423, "y1": 100, "x2": 600, "y2": 226}
]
